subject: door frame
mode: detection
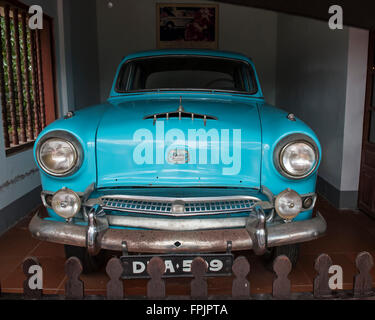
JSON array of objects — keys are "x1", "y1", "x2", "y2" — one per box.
[{"x1": 358, "y1": 30, "x2": 375, "y2": 216}]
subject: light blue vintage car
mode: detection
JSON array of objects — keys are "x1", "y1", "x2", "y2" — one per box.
[{"x1": 29, "y1": 49, "x2": 326, "y2": 275}]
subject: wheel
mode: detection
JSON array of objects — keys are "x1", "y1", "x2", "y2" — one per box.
[
  {"x1": 262, "y1": 244, "x2": 300, "y2": 270},
  {"x1": 64, "y1": 245, "x2": 107, "y2": 274}
]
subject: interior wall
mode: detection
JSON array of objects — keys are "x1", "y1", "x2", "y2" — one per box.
[
  {"x1": 96, "y1": 0, "x2": 278, "y2": 104},
  {"x1": 275, "y1": 13, "x2": 368, "y2": 208},
  {"x1": 341, "y1": 28, "x2": 368, "y2": 193},
  {"x1": 276, "y1": 14, "x2": 349, "y2": 189},
  {"x1": 64, "y1": 0, "x2": 101, "y2": 110}
]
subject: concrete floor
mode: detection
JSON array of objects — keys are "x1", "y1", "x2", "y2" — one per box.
[{"x1": 1, "y1": 196, "x2": 375, "y2": 296}]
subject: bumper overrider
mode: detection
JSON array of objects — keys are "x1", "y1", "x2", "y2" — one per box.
[{"x1": 29, "y1": 203, "x2": 327, "y2": 256}]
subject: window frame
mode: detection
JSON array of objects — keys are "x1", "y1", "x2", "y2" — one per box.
[{"x1": 0, "y1": 0, "x2": 57, "y2": 157}]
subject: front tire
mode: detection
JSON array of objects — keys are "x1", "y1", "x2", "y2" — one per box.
[
  {"x1": 263, "y1": 244, "x2": 300, "y2": 270},
  {"x1": 64, "y1": 245, "x2": 107, "y2": 274}
]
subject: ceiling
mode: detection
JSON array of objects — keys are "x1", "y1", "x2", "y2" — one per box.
[{"x1": 216, "y1": 0, "x2": 375, "y2": 30}]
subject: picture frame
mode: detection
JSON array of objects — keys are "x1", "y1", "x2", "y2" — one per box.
[{"x1": 156, "y1": 3, "x2": 219, "y2": 49}]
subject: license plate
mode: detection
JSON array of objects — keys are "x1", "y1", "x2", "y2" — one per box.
[{"x1": 120, "y1": 253, "x2": 233, "y2": 279}]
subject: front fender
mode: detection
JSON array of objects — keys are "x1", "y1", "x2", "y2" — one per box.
[
  {"x1": 33, "y1": 104, "x2": 109, "y2": 196},
  {"x1": 259, "y1": 103, "x2": 322, "y2": 221}
]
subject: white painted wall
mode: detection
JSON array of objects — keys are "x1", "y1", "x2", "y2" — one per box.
[
  {"x1": 96, "y1": 0, "x2": 278, "y2": 104},
  {"x1": 275, "y1": 13, "x2": 350, "y2": 191},
  {"x1": 275, "y1": 13, "x2": 368, "y2": 197},
  {"x1": 341, "y1": 28, "x2": 369, "y2": 191}
]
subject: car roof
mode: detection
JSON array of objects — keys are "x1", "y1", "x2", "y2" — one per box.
[{"x1": 122, "y1": 49, "x2": 253, "y2": 63}]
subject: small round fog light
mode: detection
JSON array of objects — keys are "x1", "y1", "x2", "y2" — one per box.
[
  {"x1": 275, "y1": 189, "x2": 302, "y2": 221},
  {"x1": 51, "y1": 188, "x2": 81, "y2": 219}
]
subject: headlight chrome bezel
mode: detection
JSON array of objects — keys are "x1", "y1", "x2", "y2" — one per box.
[
  {"x1": 274, "y1": 134, "x2": 320, "y2": 180},
  {"x1": 36, "y1": 131, "x2": 84, "y2": 177}
]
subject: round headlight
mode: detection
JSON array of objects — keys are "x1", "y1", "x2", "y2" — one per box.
[
  {"x1": 275, "y1": 135, "x2": 319, "y2": 179},
  {"x1": 51, "y1": 188, "x2": 81, "y2": 219},
  {"x1": 275, "y1": 189, "x2": 302, "y2": 221},
  {"x1": 39, "y1": 138, "x2": 77, "y2": 175},
  {"x1": 36, "y1": 131, "x2": 83, "y2": 177},
  {"x1": 280, "y1": 141, "x2": 317, "y2": 177}
]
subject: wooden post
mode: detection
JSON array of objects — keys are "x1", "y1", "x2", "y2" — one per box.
[
  {"x1": 272, "y1": 255, "x2": 292, "y2": 299},
  {"x1": 65, "y1": 257, "x2": 84, "y2": 300},
  {"x1": 4, "y1": 5, "x2": 19, "y2": 146},
  {"x1": 13, "y1": 8, "x2": 26, "y2": 143},
  {"x1": 35, "y1": 29, "x2": 46, "y2": 129},
  {"x1": 313, "y1": 253, "x2": 333, "y2": 298},
  {"x1": 232, "y1": 256, "x2": 250, "y2": 299},
  {"x1": 147, "y1": 257, "x2": 166, "y2": 299},
  {"x1": 23, "y1": 257, "x2": 42, "y2": 299},
  {"x1": 106, "y1": 257, "x2": 124, "y2": 300},
  {"x1": 29, "y1": 29, "x2": 41, "y2": 138},
  {"x1": 21, "y1": 12, "x2": 33, "y2": 141},
  {"x1": 191, "y1": 257, "x2": 208, "y2": 299},
  {"x1": 0, "y1": 8, "x2": 10, "y2": 148}
]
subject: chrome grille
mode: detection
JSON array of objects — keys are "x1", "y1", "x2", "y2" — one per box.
[
  {"x1": 99, "y1": 195, "x2": 261, "y2": 217},
  {"x1": 184, "y1": 200, "x2": 255, "y2": 213},
  {"x1": 102, "y1": 198, "x2": 173, "y2": 213}
]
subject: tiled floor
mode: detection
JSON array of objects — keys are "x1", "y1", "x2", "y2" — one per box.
[{"x1": 1, "y1": 196, "x2": 375, "y2": 296}]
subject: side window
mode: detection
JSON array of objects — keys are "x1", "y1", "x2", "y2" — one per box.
[
  {"x1": 246, "y1": 67, "x2": 258, "y2": 94},
  {"x1": 117, "y1": 63, "x2": 131, "y2": 92},
  {"x1": 132, "y1": 66, "x2": 144, "y2": 91}
]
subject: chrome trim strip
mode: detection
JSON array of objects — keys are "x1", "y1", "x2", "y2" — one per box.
[
  {"x1": 93, "y1": 194, "x2": 262, "y2": 203},
  {"x1": 143, "y1": 101, "x2": 218, "y2": 124},
  {"x1": 106, "y1": 215, "x2": 249, "y2": 231}
]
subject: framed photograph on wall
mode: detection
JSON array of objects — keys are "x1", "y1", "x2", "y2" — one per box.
[{"x1": 157, "y1": 3, "x2": 219, "y2": 49}]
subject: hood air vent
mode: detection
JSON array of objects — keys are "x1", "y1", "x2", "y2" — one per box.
[{"x1": 143, "y1": 97, "x2": 218, "y2": 126}]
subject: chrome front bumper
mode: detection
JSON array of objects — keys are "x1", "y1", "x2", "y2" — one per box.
[{"x1": 29, "y1": 205, "x2": 327, "y2": 256}]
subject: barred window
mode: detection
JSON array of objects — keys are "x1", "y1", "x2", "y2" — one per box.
[{"x1": 0, "y1": 1, "x2": 56, "y2": 156}]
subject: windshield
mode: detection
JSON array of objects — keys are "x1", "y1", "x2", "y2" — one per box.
[{"x1": 116, "y1": 56, "x2": 258, "y2": 94}]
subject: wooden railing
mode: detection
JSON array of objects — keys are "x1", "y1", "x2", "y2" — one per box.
[{"x1": 0, "y1": 251, "x2": 374, "y2": 300}]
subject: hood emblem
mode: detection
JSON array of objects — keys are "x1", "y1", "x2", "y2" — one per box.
[
  {"x1": 143, "y1": 97, "x2": 218, "y2": 126},
  {"x1": 167, "y1": 147, "x2": 190, "y2": 165},
  {"x1": 172, "y1": 201, "x2": 185, "y2": 214}
]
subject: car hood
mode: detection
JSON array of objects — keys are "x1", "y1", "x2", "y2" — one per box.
[{"x1": 96, "y1": 96, "x2": 262, "y2": 189}]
